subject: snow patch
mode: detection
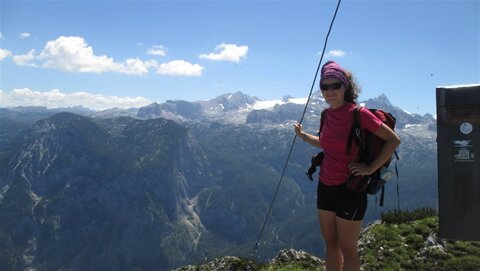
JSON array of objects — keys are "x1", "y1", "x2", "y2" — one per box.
[
  {"x1": 251, "y1": 97, "x2": 308, "y2": 110},
  {"x1": 287, "y1": 97, "x2": 308, "y2": 104},
  {"x1": 404, "y1": 124, "x2": 421, "y2": 129}
]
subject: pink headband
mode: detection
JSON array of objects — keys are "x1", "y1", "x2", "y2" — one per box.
[{"x1": 320, "y1": 60, "x2": 349, "y2": 89}]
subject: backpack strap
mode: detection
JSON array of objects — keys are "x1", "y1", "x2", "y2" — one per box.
[
  {"x1": 393, "y1": 151, "x2": 400, "y2": 209},
  {"x1": 379, "y1": 186, "x2": 385, "y2": 206},
  {"x1": 346, "y1": 105, "x2": 363, "y2": 155},
  {"x1": 319, "y1": 108, "x2": 328, "y2": 135}
]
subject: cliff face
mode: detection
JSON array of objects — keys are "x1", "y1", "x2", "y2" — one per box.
[
  {"x1": 0, "y1": 112, "x2": 313, "y2": 271},
  {"x1": 0, "y1": 113, "x2": 215, "y2": 271}
]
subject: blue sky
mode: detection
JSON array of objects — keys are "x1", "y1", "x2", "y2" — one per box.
[{"x1": 1, "y1": 0, "x2": 479, "y2": 115}]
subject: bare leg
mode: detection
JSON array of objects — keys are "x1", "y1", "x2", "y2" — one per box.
[
  {"x1": 318, "y1": 209, "x2": 342, "y2": 271},
  {"x1": 336, "y1": 216, "x2": 363, "y2": 271}
]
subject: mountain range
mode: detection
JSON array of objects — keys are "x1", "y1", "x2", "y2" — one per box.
[{"x1": 0, "y1": 91, "x2": 438, "y2": 270}]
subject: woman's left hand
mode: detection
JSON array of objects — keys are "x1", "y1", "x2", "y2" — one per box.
[{"x1": 348, "y1": 162, "x2": 374, "y2": 176}]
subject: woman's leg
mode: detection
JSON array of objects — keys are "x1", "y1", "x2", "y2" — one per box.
[
  {"x1": 318, "y1": 209, "x2": 343, "y2": 271},
  {"x1": 336, "y1": 216, "x2": 363, "y2": 271}
]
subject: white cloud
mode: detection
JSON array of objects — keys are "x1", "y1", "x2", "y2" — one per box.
[
  {"x1": 39, "y1": 36, "x2": 122, "y2": 73},
  {"x1": 156, "y1": 60, "x2": 203, "y2": 76},
  {"x1": 115, "y1": 58, "x2": 157, "y2": 75},
  {"x1": 0, "y1": 48, "x2": 12, "y2": 61},
  {"x1": 5, "y1": 36, "x2": 203, "y2": 77},
  {"x1": 13, "y1": 49, "x2": 37, "y2": 67},
  {"x1": 199, "y1": 43, "x2": 248, "y2": 62},
  {"x1": 0, "y1": 88, "x2": 152, "y2": 110},
  {"x1": 19, "y1": 32, "x2": 31, "y2": 39},
  {"x1": 147, "y1": 45, "x2": 167, "y2": 56},
  {"x1": 326, "y1": 50, "x2": 347, "y2": 57},
  {"x1": 37, "y1": 36, "x2": 153, "y2": 75}
]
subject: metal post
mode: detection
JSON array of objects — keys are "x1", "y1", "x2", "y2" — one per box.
[{"x1": 436, "y1": 84, "x2": 480, "y2": 241}]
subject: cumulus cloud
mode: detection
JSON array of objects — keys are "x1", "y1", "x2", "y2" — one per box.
[
  {"x1": 326, "y1": 50, "x2": 347, "y2": 57},
  {"x1": 13, "y1": 49, "x2": 37, "y2": 67},
  {"x1": 19, "y1": 32, "x2": 31, "y2": 39},
  {"x1": 0, "y1": 48, "x2": 12, "y2": 61},
  {"x1": 2, "y1": 36, "x2": 204, "y2": 76},
  {"x1": 115, "y1": 58, "x2": 157, "y2": 75},
  {"x1": 33, "y1": 36, "x2": 169, "y2": 75},
  {"x1": 37, "y1": 36, "x2": 149, "y2": 75},
  {"x1": 147, "y1": 45, "x2": 167, "y2": 56},
  {"x1": 5, "y1": 36, "x2": 200, "y2": 76},
  {"x1": 156, "y1": 60, "x2": 203, "y2": 76},
  {"x1": 199, "y1": 43, "x2": 248, "y2": 62},
  {"x1": 0, "y1": 88, "x2": 152, "y2": 110}
]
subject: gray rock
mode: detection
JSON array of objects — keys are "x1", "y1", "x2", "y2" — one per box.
[
  {"x1": 172, "y1": 256, "x2": 257, "y2": 271},
  {"x1": 270, "y1": 248, "x2": 325, "y2": 269}
]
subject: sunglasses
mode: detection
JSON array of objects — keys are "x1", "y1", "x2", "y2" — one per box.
[{"x1": 320, "y1": 82, "x2": 343, "y2": 91}]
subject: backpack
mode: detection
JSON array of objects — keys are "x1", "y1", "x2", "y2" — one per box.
[{"x1": 307, "y1": 105, "x2": 399, "y2": 207}]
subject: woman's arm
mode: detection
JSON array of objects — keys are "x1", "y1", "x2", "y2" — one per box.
[
  {"x1": 294, "y1": 123, "x2": 322, "y2": 148},
  {"x1": 348, "y1": 123, "x2": 401, "y2": 176}
]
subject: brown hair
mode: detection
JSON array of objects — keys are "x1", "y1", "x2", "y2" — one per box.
[{"x1": 344, "y1": 71, "x2": 361, "y2": 103}]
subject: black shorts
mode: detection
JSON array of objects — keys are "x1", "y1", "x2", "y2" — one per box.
[{"x1": 317, "y1": 181, "x2": 367, "y2": 221}]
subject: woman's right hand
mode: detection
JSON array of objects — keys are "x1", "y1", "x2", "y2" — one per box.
[
  {"x1": 295, "y1": 123, "x2": 309, "y2": 142},
  {"x1": 294, "y1": 123, "x2": 304, "y2": 137},
  {"x1": 295, "y1": 123, "x2": 321, "y2": 147}
]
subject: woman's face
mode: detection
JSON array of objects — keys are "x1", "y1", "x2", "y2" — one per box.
[{"x1": 320, "y1": 77, "x2": 346, "y2": 108}]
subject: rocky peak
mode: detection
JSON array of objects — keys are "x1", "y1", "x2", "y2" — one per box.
[
  {"x1": 204, "y1": 91, "x2": 258, "y2": 111},
  {"x1": 373, "y1": 93, "x2": 392, "y2": 105}
]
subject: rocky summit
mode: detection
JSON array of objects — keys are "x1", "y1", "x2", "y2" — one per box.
[{"x1": 173, "y1": 249, "x2": 325, "y2": 271}]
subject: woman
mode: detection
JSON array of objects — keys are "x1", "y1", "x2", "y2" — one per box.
[{"x1": 294, "y1": 61, "x2": 400, "y2": 271}]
